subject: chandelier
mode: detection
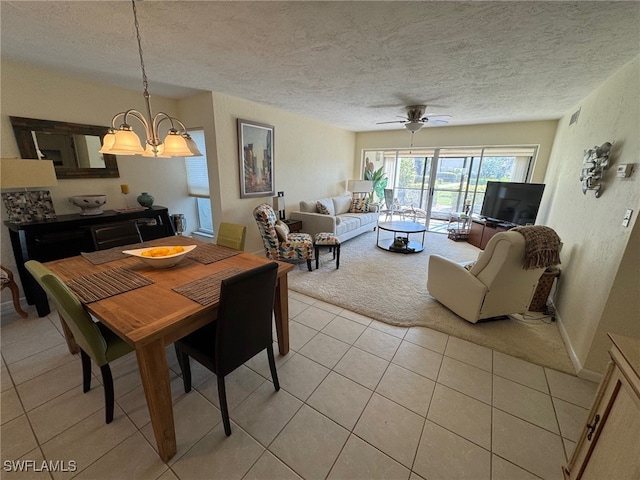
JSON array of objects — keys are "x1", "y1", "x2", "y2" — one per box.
[{"x1": 99, "y1": 0, "x2": 201, "y2": 158}]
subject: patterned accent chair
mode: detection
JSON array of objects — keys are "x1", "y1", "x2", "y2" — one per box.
[{"x1": 253, "y1": 204, "x2": 314, "y2": 271}]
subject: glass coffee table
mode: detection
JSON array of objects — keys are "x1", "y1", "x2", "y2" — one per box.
[{"x1": 377, "y1": 221, "x2": 426, "y2": 253}]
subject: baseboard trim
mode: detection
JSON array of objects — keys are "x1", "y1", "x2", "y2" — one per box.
[
  {"x1": 575, "y1": 367, "x2": 603, "y2": 384},
  {"x1": 554, "y1": 305, "x2": 604, "y2": 383}
]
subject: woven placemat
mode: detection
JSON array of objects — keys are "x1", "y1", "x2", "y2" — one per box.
[
  {"x1": 187, "y1": 244, "x2": 241, "y2": 265},
  {"x1": 172, "y1": 267, "x2": 245, "y2": 306},
  {"x1": 66, "y1": 267, "x2": 154, "y2": 303},
  {"x1": 81, "y1": 242, "x2": 151, "y2": 265}
]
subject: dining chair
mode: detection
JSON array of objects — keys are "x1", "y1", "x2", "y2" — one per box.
[
  {"x1": 24, "y1": 260, "x2": 134, "y2": 424},
  {"x1": 216, "y1": 222, "x2": 247, "y2": 251},
  {"x1": 90, "y1": 221, "x2": 142, "y2": 250},
  {"x1": 174, "y1": 261, "x2": 280, "y2": 436}
]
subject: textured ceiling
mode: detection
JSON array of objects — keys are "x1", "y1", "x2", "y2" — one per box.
[{"x1": 1, "y1": 1, "x2": 639, "y2": 132}]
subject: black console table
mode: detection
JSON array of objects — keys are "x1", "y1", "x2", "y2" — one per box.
[{"x1": 4, "y1": 206, "x2": 175, "y2": 317}]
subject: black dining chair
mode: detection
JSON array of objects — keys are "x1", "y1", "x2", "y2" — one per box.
[
  {"x1": 90, "y1": 221, "x2": 142, "y2": 250},
  {"x1": 174, "y1": 261, "x2": 280, "y2": 436}
]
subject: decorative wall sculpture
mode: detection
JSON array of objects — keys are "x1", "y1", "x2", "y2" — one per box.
[{"x1": 580, "y1": 141, "x2": 612, "y2": 198}]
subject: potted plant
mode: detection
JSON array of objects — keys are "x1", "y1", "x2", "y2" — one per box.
[{"x1": 364, "y1": 166, "x2": 388, "y2": 204}]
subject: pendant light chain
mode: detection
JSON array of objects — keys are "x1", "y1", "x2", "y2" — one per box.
[
  {"x1": 99, "y1": 0, "x2": 202, "y2": 157},
  {"x1": 131, "y1": 0, "x2": 149, "y2": 99}
]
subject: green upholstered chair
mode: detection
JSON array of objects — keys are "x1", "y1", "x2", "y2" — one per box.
[
  {"x1": 216, "y1": 222, "x2": 247, "y2": 251},
  {"x1": 24, "y1": 260, "x2": 133, "y2": 424},
  {"x1": 174, "y1": 262, "x2": 280, "y2": 436}
]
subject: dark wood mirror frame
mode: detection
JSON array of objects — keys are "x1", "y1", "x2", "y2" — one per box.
[{"x1": 10, "y1": 116, "x2": 120, "y2": 179}]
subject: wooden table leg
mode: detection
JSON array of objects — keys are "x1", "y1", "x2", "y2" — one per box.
[
  {"x1": 136, "y1": 339, "x2": 176, "y2": 462},
  {"x1": 274, "y1": 274, "x2": 290, "y2": 355}
]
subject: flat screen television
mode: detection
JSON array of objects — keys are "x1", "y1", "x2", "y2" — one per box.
[{"x1": 480, "y1": 181, "x2": 545, "y2": 226}]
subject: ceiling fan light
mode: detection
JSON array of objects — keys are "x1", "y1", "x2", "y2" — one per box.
[
  {"x1": 109, "y1": 128, "x2": 145, "y2": 155},
  {"x1": 405, "y1": 121, "x2": 424, "y2": 132}
]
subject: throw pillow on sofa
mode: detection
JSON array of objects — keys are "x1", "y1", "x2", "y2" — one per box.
[
  {"x1": 333, "y1": 195, "x2": 352, "y2": 215},
  {"x1": 317, "y1": 199, "x2": 335, "y2": 215},
  {"x1": 350, "y1": 198, "x2": 370, "y2": 213},
  {"x1": 274, "y1": 220, "x2": 290, "y2": 241}
]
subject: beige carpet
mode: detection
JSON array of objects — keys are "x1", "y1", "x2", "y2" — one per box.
[{"x1": 289, "y1": 230, "x2": 575, "y2": 374}]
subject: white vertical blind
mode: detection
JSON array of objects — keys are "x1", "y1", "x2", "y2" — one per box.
[{"x1": 185, "y1": 130, "x2": 209, "y2": 197}]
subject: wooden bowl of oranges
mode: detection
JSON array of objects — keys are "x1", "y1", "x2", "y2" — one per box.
[{"x1": 123, "y1": 245, "x2": 197, "y2": 268}]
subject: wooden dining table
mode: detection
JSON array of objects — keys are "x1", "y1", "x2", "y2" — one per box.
[{"x1": 44, "y1": 236, "x2": 293, "y2": 462}]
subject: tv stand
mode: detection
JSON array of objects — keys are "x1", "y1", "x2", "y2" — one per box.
[{"x1": 469, "y1": 218, "x2": 515, "y2": 249}]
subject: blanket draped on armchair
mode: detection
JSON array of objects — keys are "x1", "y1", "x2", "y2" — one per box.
[{"x1": 511, "y1": 225, "x2": 561, "y2": 270}]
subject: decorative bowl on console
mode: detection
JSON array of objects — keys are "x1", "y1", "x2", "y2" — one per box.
[{"x1": 69, "y1": 195, "x2": 107, "y2": 215}]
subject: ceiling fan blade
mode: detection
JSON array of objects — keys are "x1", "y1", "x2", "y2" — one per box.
[
  {"x1": 376, "y1": 120, "x2": 407, "y2": 125},
  {"x1": 428, "y1": 119, "x2": 450, "y2": 125},
  {"x1": 426, "y1": 114, "x2": 452, "y2": 120}
]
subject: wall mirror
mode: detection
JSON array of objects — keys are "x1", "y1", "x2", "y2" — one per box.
[{"x1": 10, "y1": 116, "x2": 120, "y2": 179}]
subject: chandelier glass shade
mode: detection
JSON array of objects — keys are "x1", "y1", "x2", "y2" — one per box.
[{"x1": 99, "y1": 1, "x2": 201, "y2": 158}]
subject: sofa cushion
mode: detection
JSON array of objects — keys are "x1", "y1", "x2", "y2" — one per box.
[
  {"x1": 340, "y1": 212, "x2": 378, "y2": 225},
  {"x1": 335, "y1": 215, "x2": 361, "y2": 236},
  {"x1": 332, "y1": 195, "x2": 352, "y2": 215},
  {"x1": 349, "y1": 197, "x2": 370, "y2": 213},
  {"x1": 316, "y1": 198, "x2": 335, "y2": 215},
  {"x1": 299, "y1": 200, "x2": 318, "y2": 213}
]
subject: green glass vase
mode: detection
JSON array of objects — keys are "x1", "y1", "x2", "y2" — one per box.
[{"x1": 137, "y1": 192, "x2": 154, "y2": 208}]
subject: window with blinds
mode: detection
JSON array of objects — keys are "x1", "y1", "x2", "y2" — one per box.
[
  {"x1": 185, "y1": 130, "x2": 209, "y2": 198},
  {"x1": 186, "y1": 130, "x2": 213, "y2": 234}
]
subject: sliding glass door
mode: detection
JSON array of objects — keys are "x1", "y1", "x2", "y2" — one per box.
[{"x1": 363, "y1": 145, "x2": 538, "y2": 232}]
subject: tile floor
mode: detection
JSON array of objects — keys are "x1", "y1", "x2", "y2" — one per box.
[{"x1": 1, "y1": 291, "x2": 599, "y2": 480}]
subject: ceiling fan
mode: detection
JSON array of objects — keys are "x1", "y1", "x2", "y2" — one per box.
[{"x1": 376, "y1": 105, "x2": 451, "y2": 132}]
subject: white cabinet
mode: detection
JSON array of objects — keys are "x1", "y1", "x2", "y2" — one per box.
[{"x1": 563, "y1": 334, "x2": 640, "y2": 479}]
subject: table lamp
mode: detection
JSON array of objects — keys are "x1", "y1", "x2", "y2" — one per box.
[
  {"x1": 1, "y1": 158, "x2": 58, "y2": 223},
  {"x1": 347, "y1": 180, "x2": 373, "y2": 198},
  {"x1": 272, "y1": 195, "x2": 285, "y2": 220}
]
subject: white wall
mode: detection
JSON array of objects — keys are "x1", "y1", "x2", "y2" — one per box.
[
  {"x1": 541, "y1": 55, "x2": 640, "y2": 374},
  {"x1": 208, "y1": 92, "x2": 356, "y2": 253},
  {"x1": 0, "y1": 61, "x2": 198, "y2": 301}
]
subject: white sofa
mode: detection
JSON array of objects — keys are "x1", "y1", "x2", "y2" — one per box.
[{"x1": 290, "y1": 195, "x2": 378, "y2": 242}]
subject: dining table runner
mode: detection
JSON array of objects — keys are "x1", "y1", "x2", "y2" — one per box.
[
  {"x1": 172, "y1": 266, "x2": 246, "y2": 306},
  {"x1": 186, "y1": 244, "x2": 241, "y2": 264},
  {"x1": 66, "y1": 267, "x2": 154, "y2": 303},
  {"x1": 81, "y1": 242, "x2": 152, "y2": 265}
]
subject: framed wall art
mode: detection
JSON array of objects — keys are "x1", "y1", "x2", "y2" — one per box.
[{"x1": 237, "y1": 119, "x2": 274, "y2": 198}]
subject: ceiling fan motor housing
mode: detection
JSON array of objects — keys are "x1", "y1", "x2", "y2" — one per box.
[{"x1": 406, "y1": 105, "x2": 427, "y2": 121}]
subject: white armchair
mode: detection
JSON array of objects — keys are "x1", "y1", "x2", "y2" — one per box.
[{"x1": 427, "y1": 230, "x2": 547, "y2": 323}]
